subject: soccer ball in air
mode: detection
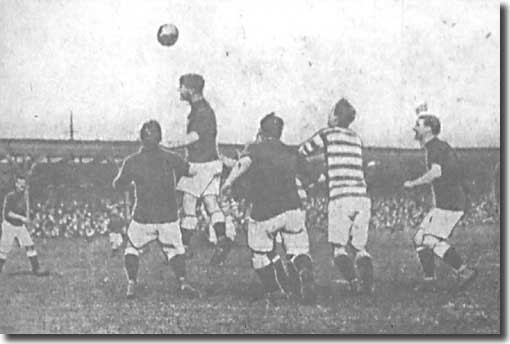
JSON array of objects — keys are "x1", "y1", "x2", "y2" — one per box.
[{"x1": 157, "y1": 23, "x2": 179, "y2": 47}]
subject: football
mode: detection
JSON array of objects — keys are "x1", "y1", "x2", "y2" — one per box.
[{"x1": 157, "y1": 23, "x2": 179, "y2": 47}]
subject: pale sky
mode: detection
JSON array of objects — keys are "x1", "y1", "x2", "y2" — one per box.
[{"x1": 0, "y1": 0, "x2": 500, "y2": 147}]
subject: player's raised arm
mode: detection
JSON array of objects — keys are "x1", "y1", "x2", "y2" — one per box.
[
  {"x1": 298, "y1": 130, "x2": 325, "y2": 157},
  {"x1": 221, "y1": 156, "x2": 252, "y2": 194}
]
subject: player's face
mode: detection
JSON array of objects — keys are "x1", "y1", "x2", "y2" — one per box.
[
  {"x1": 178, "y1": 84, "x2": 192, "y2": 101},
  {"x1": 327, "y1": 110, "x2": 337, "y2": 127},
  {"x1": 413, "y1": 119, "x2": 429, "y2": 141},
  {"x1": 15, "y1": 178, "x2": 26, "y2": 193}
]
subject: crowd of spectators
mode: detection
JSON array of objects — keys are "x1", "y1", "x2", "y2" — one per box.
[{"x1": 23, "y1": 185, "x2": 499, "y2": 239}]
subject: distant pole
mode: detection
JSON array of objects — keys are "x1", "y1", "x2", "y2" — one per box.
[{"x1": 70, "y1": 111, "x2": 74, "y2": 141}]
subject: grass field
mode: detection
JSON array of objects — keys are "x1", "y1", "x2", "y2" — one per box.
[{"x1": 0, "y1": 222, "x2": 500, "y2": 334}]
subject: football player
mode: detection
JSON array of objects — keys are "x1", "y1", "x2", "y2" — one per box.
[
  {"x1": 174, "y1": 74, "x2": 231, "y2": 266},
  {"x1": 0, "y1": 173, "x2": 48, "y2": 276},
  {"x1": 299, "y1": 98, "x2": 374, "y2": 294},
  {"x1": 221, "y1": 113, "x2": 316, "y2": 304},
  {"x1": 113, "y1": 120, "x2": 200, "y2": 299},
  {"x1": 404, "y1": 113, "x2": 477, "y2": 291}
]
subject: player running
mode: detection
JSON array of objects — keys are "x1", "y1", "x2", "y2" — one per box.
[
  {"x1": 221, "y1": 113, "x2": 316, "y2": 304},
  {"x1": 174, "y1": 73, "x2": 231, "y2": 265},
  {"x1": 299, "y1": 98, "x2": 374, "y2": 294},
  {"x1": 113, "y1": 120, "x2": 200, "y2": 299},
  {"x1": 0, "y1": 172, "x2": 48, "y2": 276},
  {"x1": 404, "y1": 113, "x2": 477, "y2": 291}
]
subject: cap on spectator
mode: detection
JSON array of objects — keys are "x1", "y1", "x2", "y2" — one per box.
[{"x1": 259, "y1": 112, "x2": 284, "y2": 139}]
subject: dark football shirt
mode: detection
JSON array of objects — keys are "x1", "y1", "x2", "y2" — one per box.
[
  {"x1": 425, "y1": 137, "x2": 466, "y2": 211},
  {"x1": 241, "y1": 139, "x2": 306, "y2": 221},
  {"x1": 3, "y1": 191, "x2": 26, "y2": 226},
  {"x1": 113, "y1": 145, "x2": 190, "y2": 224},
  {"x1": 186, "y1": 99, "x2": 219, "y2": 162}
]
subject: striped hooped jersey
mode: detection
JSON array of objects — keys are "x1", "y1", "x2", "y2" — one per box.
[{"x1": 299, "y1": 127, "x2": 368, "y2": 201}]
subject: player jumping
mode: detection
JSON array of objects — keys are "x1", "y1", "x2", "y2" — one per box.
[
  {"x1": 222, "y1": 113, "x2": 316, "y2": 304},
  {"x1": 299, "y1": 98, "x2": 374, "y2": 294},
  {"x1": 0, "y1": 173, "x2": 48, "y2": 276},
  {"x1": 404, "y1": 113, "x2": 477, "y2": 291},
  {"x1": 113, "y1": 120, "x2": 200, "y2": 299},
  {"x1": 174, "y1": 73, "x2": 231, "y2": 266}
]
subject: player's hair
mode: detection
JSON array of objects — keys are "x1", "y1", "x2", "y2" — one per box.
[
  {"x1": 140, "y1": 120, "x2": 162, "y2": 145},
  {"x1": 259, "y1": 112, "x2": 283, "y2": 139},
  {"x1": 333, "y1": 98, "x2": 356, "y2": 128},
  {"x1": 179, "y1": 74, "x2": 205, "y2": 94},
  {"x1": 418, "y1": 114, "x2": 441, "y2": 135}
]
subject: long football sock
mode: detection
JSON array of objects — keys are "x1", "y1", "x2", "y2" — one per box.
[
  {"x1": 442, "y1": 247, "x2": 464, "y2": 271},
  {"x1": 417, "y1": 247, "x2": 435, "y2": 278},
  {"x1": 169, "y1": 254, "x2": 186, "y2": 281},
  {"x1": 285, "y1": 255, "x2": 301, "y2": 296},
  {"x1": 213, "y1": 221, "x2": 226, "y2": 239},
  {"x1": 0, "y1": 258, "x2": 5, "y2": 273},
  {"x1": 124, "y1": 254, "x2": 139, "y2": 282},
  {"x1": 180, "y1": 228, "x2": 193, "y2": 247},
  {"x1": 28, "y1": 255, "x2": 40, "y2": 273},
  {"x1": 255, "y1": 264, "x2": 280, "y2": 294},
  {"x1": 334, "y1": 254, "x2": 356, "y2": 282},
  {"x1": 268, "y1": 253, "x2": 290, "y2": 293}
]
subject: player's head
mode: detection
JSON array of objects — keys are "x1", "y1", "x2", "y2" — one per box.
[
  {"x1": 14, "y1": 173, "x2": 26, "y2": 193},
  {"x1": 414, "y1": 114, "x2": 441, "y2": 141},
  {"x1": 179, "y1": 73, "x2": 205, "y2": 101},
  {"x1": 329, "y1": 98, "x2": 356, "y2": 128},
  {"x1": 140, "y1": 120, "x2": 162, "y2": 147},
  {"x1": 258, "y1": 112, "x2": 283, "y2": 140}
]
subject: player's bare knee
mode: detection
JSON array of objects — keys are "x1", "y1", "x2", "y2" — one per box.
[
  {"x1": 432, "y1": 240, "x2": 450, "y2": 259},
  {"x1": 180, "y1": 215, "x2": 198, "y2": 231},
  {"x1": 210, "y1": 211, "x2": 225, "y2": 225},
  {"x1": 25, "y1": 246, "x2": 37, "y2": 257},
  {"x1": 422, "y1": 234, "x2": 440, "y2": 250},
  {"x1": 413, "y1": 229, "x2": 425, "y2": 247},
  {"x1": 124, "y1": 246, "x2": 140, "y2": 256},
  {"x1": 333, "y1": 245, "x2": 348, "y2": 258},
  {"x1": 252, "y1": 252, "x2": 271, "y2": 270}
]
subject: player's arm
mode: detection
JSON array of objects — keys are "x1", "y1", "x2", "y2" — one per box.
[
  {"x1": 404, "y1": 163, "x2": 442, "y2": 188},
  {"x1": 112, "y1": 159, "x2": 133, "y2": 191},
  {"x1": 298, "y1": 130, "x2": 325, "y2": 157},
  {"x1": 221, "y1": 156, "x2": 252, "y2": 193}
]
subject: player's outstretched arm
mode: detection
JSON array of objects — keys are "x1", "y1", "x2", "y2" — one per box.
[
  {"x1": 221, "y1": 156, "x2": 252, "y2": 194},
  {"x1": 403, "y1": 164, "x2": 441, "y2": 188}
]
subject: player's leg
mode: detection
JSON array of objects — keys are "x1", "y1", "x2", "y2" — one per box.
[
  {"x1": 413, "y1": 211, "x2": 437, "y2": 289},
  {"x1": 282, "y1": 209, "x2": 316, "y2": 304},
  {"x1": 204, "y1": 195, "x2": 232, "y2": 266},
  {"x1": 351, "y1": 197, "x2": 374, "y2": 294},
  {"x1": 180, "y1": 192, "x2": 198, "y2": 257},
  {"x1": 248, "y1": 216, "x2": 286, "y2": 300},
  {"x1": 0, "y1": 222, "x2": 16, "y2": 273},
  {"x1": 328, "y1": 199, "x2": 357, "y2": 287},
  {"x1": 16, "y1": 225, "x2": 48, "y2": 276},
  {"x1": 424, "y1": 209, "x2": 477, "y2": 289},
  {"x1": 157, "y1": 221, "x2": 200, "y2": 298},
  {"x1": 123, "y1": 221, "x2": 155, "y2": 298}
]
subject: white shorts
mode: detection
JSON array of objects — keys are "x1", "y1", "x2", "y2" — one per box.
[
  {"x1": 328, "y1": 196, "x2": 371, "y2": 250},
  {"x1": 419, "y1": 208, "x2": 464, "y2": 240},
  {"x1": 247, "y1": 209, "x2": 309, "y2": 256},
  {"x1": 0, "y1": 221, "x2": 35, "y2": 259},
  {"x1": 126, "y1": 220, "x2": 184, "y2": 255},
  {"x1": 177, "y1": 160, "x2": 223, "y2": 198}
]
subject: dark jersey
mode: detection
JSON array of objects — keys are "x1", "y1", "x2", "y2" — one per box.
[
  {"x1": 241, "y1": 139, "x2": 306, "y2": 221},
  {"x1": 186, "y1": 99, "x2": 219, "y2": 162},
  {"x1": 425, "y1": 137, "x2": 466, "y2": 211},
  {"x1": 113, "y1": 145, "x2": 189, "y2": 224},
  {"x1": 2, "y1": 191, "x2": 26, "y2": 226}
]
